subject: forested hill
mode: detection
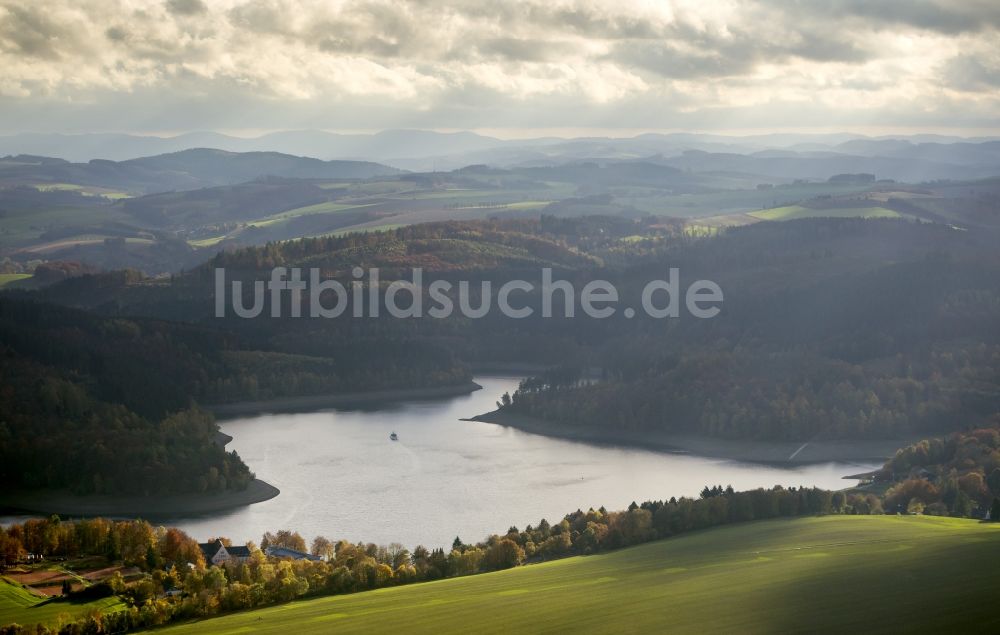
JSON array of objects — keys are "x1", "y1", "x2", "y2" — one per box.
[
  {"x1": 0, "y1": 298, "x2": 252, "y2": 495},
  {"x1": 876, "y1": 425, "x2": 1000, "y2": 516},
  {"x1": 498, "y1": 219, "x2": 1000, "y2": 439},
  {"x1": 0, "y1": 149, "x2": 401, "y2": 194},
  {"x1": 0, "y1": 296, "x2": 468, "y2": 496},
  {"x1": 14, "y1": 216, "x2": 1000, "y2": 444}
]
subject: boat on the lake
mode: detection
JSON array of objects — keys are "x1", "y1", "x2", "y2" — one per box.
[{"x1": 390, "y1": 432, "x2": 398, "y2": 441}]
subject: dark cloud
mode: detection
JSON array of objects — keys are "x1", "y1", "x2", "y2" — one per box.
[
  {"x1": 763, "y1": 0, "x2": 1000, "y2": 35},
  {"x1": 230, "y1": 0, "x2": 426, "y2": 58},
  {"x1": 1, "y1": 0, "x2": 999, "y2": 134},
  {"x1": 0, "y1": 4, "x2": 80, "y2": 59},
  {"x1": 316, "y1": 34, "x2": 403, "y2": 57},
  {"x1": 105, "y1": 26, "x2": 129, "y2": 42},
  {"x1": 611, "y1": 41, "x2": 755, "y2": 80},
  {"x1": 165, "y1": 0, "x2": 207, "y2": 16},
  {"x1": 941, "y1": 53, "x2": 1000, "y2": 90},
  {"x1": 521, "y1": 5, "x2": 661, "y2": 40},
  {"x1": 607, "y1": 18, "x2": 869, "y2": 80},
  {"x1": 467, "y1": 38, "x2": 578, "y2": 63},
  {"x1": 226, "y1": 0, "x2": 293, "y2": 36}
]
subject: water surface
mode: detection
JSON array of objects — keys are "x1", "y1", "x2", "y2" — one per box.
[{"x1": 163, "y1": 376, "x2": 877, "y2": 548}]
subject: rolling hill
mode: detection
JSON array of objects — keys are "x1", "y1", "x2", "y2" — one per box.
[
  {"x1": 144, "y1": 515, "x2": 1000, "y2": 635},
  {"x1": 4, "y1": 131, "x2": 1000, "y2": 179},
  {"x1": 0, "y1": 150, "x2": 401, "y2": 195},
  {"x1": 0, "y1": 579, "x2": 124, "y2": 630}
]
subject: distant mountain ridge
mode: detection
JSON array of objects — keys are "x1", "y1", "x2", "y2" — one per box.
[
  {"x1": 0, "y1": 130, "x2": 514, "y2": 164},
  {"x1": 3, "y1": 129, "x2": 1000, "y2": 177},
  {"x1": 0, "y1": 148, "x2": 402, "y2": 194}
]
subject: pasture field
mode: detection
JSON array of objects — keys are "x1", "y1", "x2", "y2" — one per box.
[
  {"x1": 187, "y1": 235, "x2": 229, "y2": 248},
  {"x1": 750, "y1": 205, "x2": 901, "y2": 221},
  {"x1": 0, "y1": 273, "x2": 31, "y2": 287},
  {"x1": 684, "y1": 213, "x2": 760, "y2": 235},
  {"x1": 450, "y1": 200, "x2": 553, "y2": 211},
  {"x1": 148, "y1": 515, "x2": 1000, "y2": 635},
  {"x1": 625, "y1": 182, "x2": 874, "y2": 217},
  {"x1": 0, "y1": 577, "x2": 124, "y2": 629},
  {"x1": 17, "y1": 235, "x2": 154, "y2": 254},
  {"x1": 325, "y1": 222, "x2": 405, "y2": 237},
  {"x1": 250, "y1": 201, "x2": 376, "y2": 226},
  {"x1": 505, "y1": 200, "x2": 553, "y2": 210},
  {"x1": 391, "y1": 188, "x2": 551, "y2": 203},
  {"x1": 33, "y1": 184, "x2": 130, "y2": 199},
  {"x1": 0, "y1": 205, "x2": 129, "y2": 248}
]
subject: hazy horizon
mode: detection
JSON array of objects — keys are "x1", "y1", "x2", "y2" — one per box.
[{"x1": 4, "y1": 127, "x2": 1000, "y2": 141}]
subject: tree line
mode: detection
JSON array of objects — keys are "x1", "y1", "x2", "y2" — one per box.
[
  {"x1": 1, "y1": 484, "x2": 892, "y2": 634},
  {"x1": 878, "y1": 424, "x2": 1000, "y2": 517}
]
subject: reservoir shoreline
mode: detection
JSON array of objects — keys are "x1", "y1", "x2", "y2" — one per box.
[
  {"x1": 2, "y1": 377, "x2": 897, "y2": 532},
  {"x1": 0, "y1": 478, "x2": 280, "y2": 519},
  {"x1": 1, "y1": 382, "x2": 484, "y2": 519},
  {"x1": 469, "y1": 408, "x2": 913, "y2": 465},
  {"x1": 208, "y1": 381, "x2": 483, "y2": 418},
  {"x1": 2, "y1": 377, "x2": 885, "y2": 546}
]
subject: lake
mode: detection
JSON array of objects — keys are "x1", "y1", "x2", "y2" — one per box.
[{"x1": 157, "y1": 376, "x2": 878, "y2": 549}]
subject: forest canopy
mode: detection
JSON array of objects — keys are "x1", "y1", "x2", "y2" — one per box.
[{"x1": 3, "y1": 216, "x2": 998, "y2": 496}]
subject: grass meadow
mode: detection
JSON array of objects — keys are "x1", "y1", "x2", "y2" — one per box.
[
  {"x1": 0, "y1": 577, "x2": 124, "y2": 629},
  {"x1": 148, "y1": 515, "x2": 1000, "y2": 635}
]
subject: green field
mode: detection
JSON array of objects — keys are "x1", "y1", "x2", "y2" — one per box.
[
  {"x1": 0, "y1": 205, "x2": 130, "y2": 249},
  {"x1": 451, "y1": 200, "x2": 553, "y2": 211},
  {"x1": 625, "y1": 183, "x2": 874, "y2": 217},
  {"x1": 0, "y1": 273, "x2": 32, "y2": 287},
  {"x1": 750, "y1": 205, "x2": 900, "y2": 221},
  {"x1": 251, "y1": 201, "x2": 375, "y2": 226},
  {"x1": 187, "y1": 235, "x2": 229, "y2": 248},
  {"x1": 0, "y1": 578, "x2": 124, "y2": 629},
  {"x1": 33, "y1": 183, "x2": 130, "y2": 199},
  {"x1": 148, "y1": 516, "x2": 1000, "y2": 635},
  {"x1": 684, "y1": 213, "x2": 761, "y2": 235}
]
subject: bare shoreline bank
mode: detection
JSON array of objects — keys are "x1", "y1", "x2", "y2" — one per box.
[
  {"x1": 0, "y1": 478, "x2": 280, "y2": 519},
  {"x1": 207, "y1": 381, "x2": 483, "y2": 418},
  {"x1": 469, "y1": 409, "x2": 912, "y2": 465}
]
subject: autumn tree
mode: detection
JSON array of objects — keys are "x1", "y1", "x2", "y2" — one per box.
[
  {"x1": 482, "y1": 539, "x2": 525, "y2": 571},
  {"x1": 311, "y1": 536, "x2": 336, "y2": 560},
  {"x1": 261, "y1": 530, "x2": 307, "y2": 552}
]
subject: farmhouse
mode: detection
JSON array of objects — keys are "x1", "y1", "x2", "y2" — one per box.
[{"x1": 199, "y1": 540, "x2": 252, "y2": 566}]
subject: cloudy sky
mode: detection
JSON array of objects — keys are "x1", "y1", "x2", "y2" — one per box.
[{"x1": 1, "y1": 0, "x2": 998, "y2": 136}]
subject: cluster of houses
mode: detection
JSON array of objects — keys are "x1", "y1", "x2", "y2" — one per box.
[
  {"x1": 0, "y1": 551, "x2": 46, "y2": 569},
  {"x1": 198, "y1": 540, "x2": 320, "y2": 566}
]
